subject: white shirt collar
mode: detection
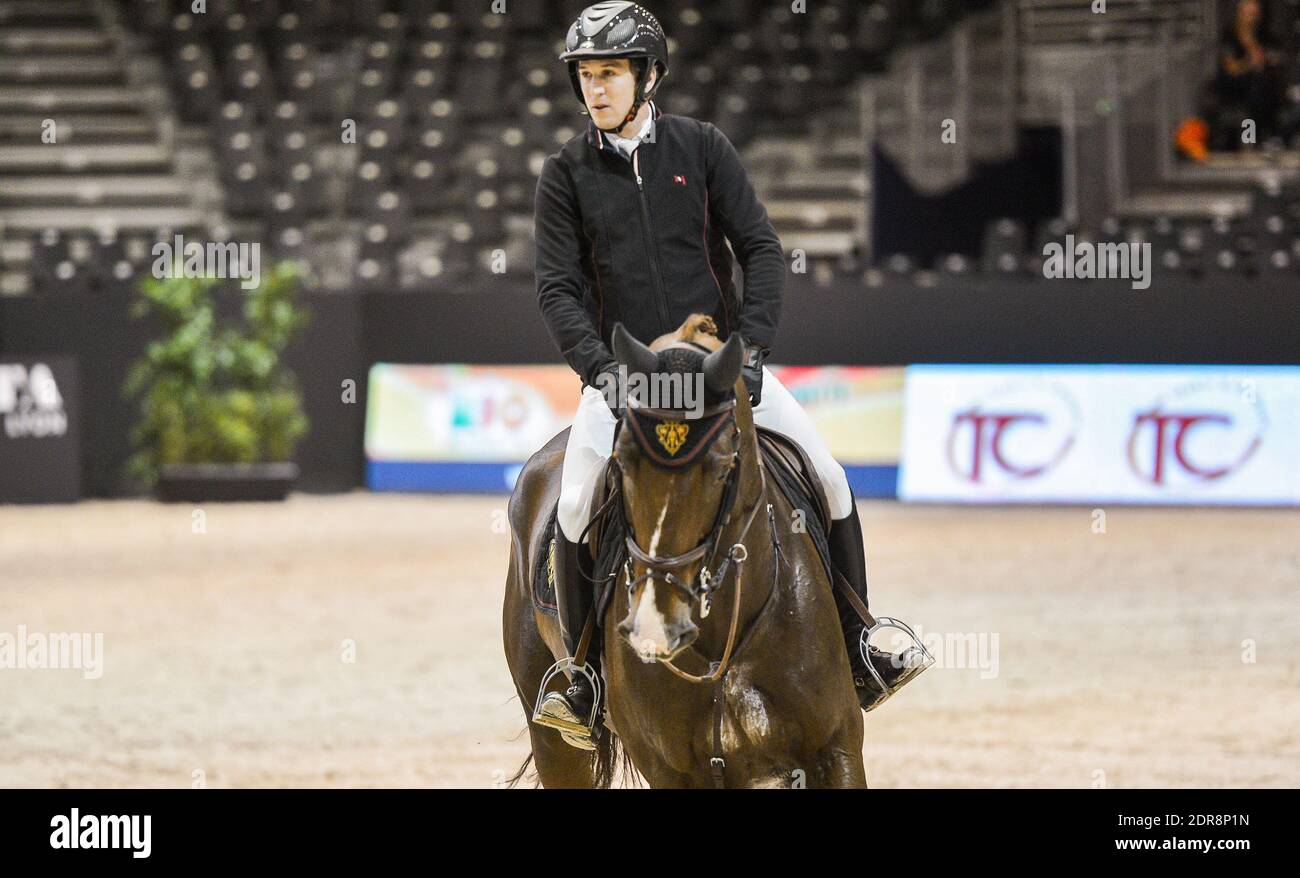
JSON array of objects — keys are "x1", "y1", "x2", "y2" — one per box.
[{"x1": 603, "y1": 102, "x2": 656, "y2": 159}]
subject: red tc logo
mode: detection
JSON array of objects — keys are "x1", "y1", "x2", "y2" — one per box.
[
  {"x1": 947, "y1": 409, "x2": 1075, "y2": 483},
  {"x1": 1127, "y1": 409, "x2": 1262, "y2": 484}
]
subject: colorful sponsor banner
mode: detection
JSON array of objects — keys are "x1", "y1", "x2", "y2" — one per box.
[
  {"x1": 365, "y1": 364, "x2": 904, "y2": 494},
  {"x1": 771, "y1": 366, "x2": 903, "y2": 465},
  {"x1": 365, "y1": 364, "x2": 580, "y2": 463},
  {"x1": 898, "y1": 365, "x2": 1300, "y2": 505},
  {"x1": 774, "y1": 365, "x2": 903, "y2": 497}
]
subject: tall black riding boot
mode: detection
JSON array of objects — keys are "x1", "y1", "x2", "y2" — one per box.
[
  {"x1": 532, "y1": 529, "x2": 603, "y2": 749},
  {"x1": 827, "y1": 496, "x2": 930, "y2": 712}
]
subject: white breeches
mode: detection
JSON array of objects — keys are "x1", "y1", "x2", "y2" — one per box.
[{"x1": 556, "y1": 365, "x2": 854, "y2": 541}]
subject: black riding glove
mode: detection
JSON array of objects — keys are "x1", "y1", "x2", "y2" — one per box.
[
  {"x1": 592, "y1": 360, "x2": 624, "y2": 417},
  {"x1": 742, "y1": 344, "x2": 768, "y2": 407}
]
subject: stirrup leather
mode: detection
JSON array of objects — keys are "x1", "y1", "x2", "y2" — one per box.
[{"x1": 857, "y1": 616, "x2": 934, "y2": 709}]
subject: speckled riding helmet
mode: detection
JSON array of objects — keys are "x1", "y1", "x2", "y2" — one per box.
[{"x1": 558, "y1": 2, "x2": 669, "y2": 131}]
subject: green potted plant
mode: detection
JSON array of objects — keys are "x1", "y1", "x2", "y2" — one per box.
[{"x1": 124, "y1": 260, "x2": 310, "y2": 501}]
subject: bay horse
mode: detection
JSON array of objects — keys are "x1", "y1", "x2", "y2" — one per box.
[{"x1": 502, "y1": 316, "x2": 867, "y2": 788}]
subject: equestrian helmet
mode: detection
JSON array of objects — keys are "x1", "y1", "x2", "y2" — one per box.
[{"x1": 558, "y1": 2, "x2": 669, "y2": 126}]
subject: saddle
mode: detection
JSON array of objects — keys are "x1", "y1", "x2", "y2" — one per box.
[{"x1": 531, "y1": 426, "x2": 836, "y2": 617}]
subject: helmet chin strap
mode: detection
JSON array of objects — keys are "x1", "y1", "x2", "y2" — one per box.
[{"x1": 593, "y1": 96, "x2": 644, "y2": 134}]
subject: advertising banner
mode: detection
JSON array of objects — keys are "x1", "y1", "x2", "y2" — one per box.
[
  {"x1": 365, "y1": 364, "x2": 904, "y2": 494},
  {"x1": 898, "y1": 365, "x2": 1300, "y2": 505},
  {"x1": 0, "y1": 356, "x2": 80, "y2": 503}
]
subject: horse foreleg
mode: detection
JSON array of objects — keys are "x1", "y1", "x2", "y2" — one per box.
[
  {"x1": 510, "y1": 644, "x2": 603, "y2": 789},
  {"x1": 816, "y1": 743, "x2": 869, "y2": 788},
  {"x1": 503, "y1": 567, "x2": 600, "y2": 789}
]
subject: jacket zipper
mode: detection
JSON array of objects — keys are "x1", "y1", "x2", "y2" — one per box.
[{"x1": 631, "y1": 149, "x2": 672, "y2": 334}]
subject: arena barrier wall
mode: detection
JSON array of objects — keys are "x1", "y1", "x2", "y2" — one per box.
[
  {"x1": 364, "y1": 363, "x2": 905, "y2": 497},
  {"x1": 367, "y1": 362, "x2": 1300, "y2": 506}
]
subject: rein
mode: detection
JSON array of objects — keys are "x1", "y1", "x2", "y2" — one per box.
[{"x1": 654, "y1": 463, "x2": 773, "y2": 685}]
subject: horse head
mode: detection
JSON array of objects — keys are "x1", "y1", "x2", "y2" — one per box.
[{"x1": 609, "y1": 319, "x2": 748, "y2": 663}]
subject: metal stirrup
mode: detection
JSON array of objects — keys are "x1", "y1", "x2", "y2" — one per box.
[
  {"x1": 532, "y1": 657, "x2": 603, "y2": 732},
  {"x1": 857, "y1": 616, "x2": 935, "y2": 695}
]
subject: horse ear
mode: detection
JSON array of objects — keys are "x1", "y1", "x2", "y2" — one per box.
[
  {"x1": 702, "y1": 332, "x2": 744, "y2": 395},
  {"x1": 612, "y1": 322, "x2": 658, "y2": 377}
]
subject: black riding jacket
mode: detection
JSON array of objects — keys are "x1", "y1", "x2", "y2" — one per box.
[{"x1": 534, "y1": 103, "x2": 785, "y2": 389}]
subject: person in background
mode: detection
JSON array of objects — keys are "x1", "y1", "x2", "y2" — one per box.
[{"x1": 1210, "y1": 0, "x2": 1289, "y2": 149}]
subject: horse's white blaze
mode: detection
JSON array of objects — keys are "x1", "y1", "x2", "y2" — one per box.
[
  {"x1": 634, "y1": 483, "x2": 675, "y2": 661},
  {"x1": 631, "y1": 579, "x2": 670, "y2": 662},
  {"x1": 647, "y1": 491, "x2": 670, "y2": 557}
]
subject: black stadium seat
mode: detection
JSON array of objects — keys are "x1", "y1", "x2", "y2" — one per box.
[{"x1": 0, "y1": 0, "x2": 1067, "y2": 294}]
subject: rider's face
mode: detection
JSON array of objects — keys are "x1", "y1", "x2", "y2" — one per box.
[{"x1": 577, "y1": 58, "x2": 650, "y2": 130}]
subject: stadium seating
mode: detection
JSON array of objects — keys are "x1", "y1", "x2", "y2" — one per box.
[
  {"x1": 3, "y1": 0, "x2": 1293, "y2": 297},
  {"x1": 1, "y1": 0, "x2": 1007, "y2": 294}
]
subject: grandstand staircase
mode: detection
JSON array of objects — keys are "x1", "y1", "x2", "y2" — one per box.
[
  {"x1": 0, "y1": 0, "x2": 206, "y2": 294},
  {"x1": 745, "y1": 5, "x2": 1020, "y2": 262},
  {"x1": 744, "y1": 0, "x2": 1291, "y2": 256},
  {"x1": 1018, "y1": 0, "x2": 1209, "y2": 122},
  {"x1": 741, "y1": 116, "x2": 869, "y2": 261}
]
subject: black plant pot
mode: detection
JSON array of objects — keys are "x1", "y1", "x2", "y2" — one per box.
[{"x1": 156, "y1": 462, "x2": 299, "y2": 502}]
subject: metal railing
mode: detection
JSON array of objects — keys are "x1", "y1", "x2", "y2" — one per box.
[
  {"x1": 1055, "y1": 22, "x2": 1212, "y2": 226},
  {"x1": 1019, "y1": 0, "x2": 1207, "y2": 45}
]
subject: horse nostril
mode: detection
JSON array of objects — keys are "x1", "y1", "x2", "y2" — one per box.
[{"x1": 666, "y1": 623, "x2": 699, "y2": 655}]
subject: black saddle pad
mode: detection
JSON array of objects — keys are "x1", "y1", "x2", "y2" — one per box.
[
  {"x1": 758, "y1": 436, "x2": 835, "y2": 587},
  {"x1": 531, "y1": 504, "x2": 559, "y2": 616},
  {"x1": 531, "y1": 494, "x2": 629, "y2": 620}
]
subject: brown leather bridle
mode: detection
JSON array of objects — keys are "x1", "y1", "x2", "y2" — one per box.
[
  {"x1": 614, "y1": 397, "x2": 777, "y2": 686},
  {"x1": 617, "y1": 399, "x2": 741, "y2": 615}
]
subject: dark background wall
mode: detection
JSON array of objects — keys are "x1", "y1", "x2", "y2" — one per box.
[
  {"x1": 1, "y1": 288, "x2": 365, "y2": 497},
  {"x1": 3, "y1": 269, "x2": 1298, "y2": 498},
  {"x1": 872, "y1": 127, "x2": 1065, "y2": 262}
]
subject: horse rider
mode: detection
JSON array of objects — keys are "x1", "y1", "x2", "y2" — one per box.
[{"x1": 533, "y1": 1, "x2": 927, "y2": 749}]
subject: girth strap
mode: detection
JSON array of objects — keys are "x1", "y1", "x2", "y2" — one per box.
[{"x1": 710, "y1": 675, "x2": 726, "y2": 789}]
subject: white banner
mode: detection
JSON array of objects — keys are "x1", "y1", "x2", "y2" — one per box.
[{"x1": 898, "y1": 366, "x2": 1300, "y2": 505}]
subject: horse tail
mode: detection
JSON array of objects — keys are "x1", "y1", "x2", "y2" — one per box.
[
  {"x1": 591, "y1": 724, "x2": 617, "y2": 788},
  {"x1": 591, "y1": 724, "x2": 641, "y2": 789},
  {"x1": 502, "y1": 751, "x2": 537, "y2": 789},
  {"x1": 502, "y1": 728, "x2": 632, "y2": 789}
]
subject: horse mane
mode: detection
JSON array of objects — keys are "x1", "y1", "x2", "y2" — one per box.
[{"x1": 650, "y1": 313, "x2": 723, "y2": 353}]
